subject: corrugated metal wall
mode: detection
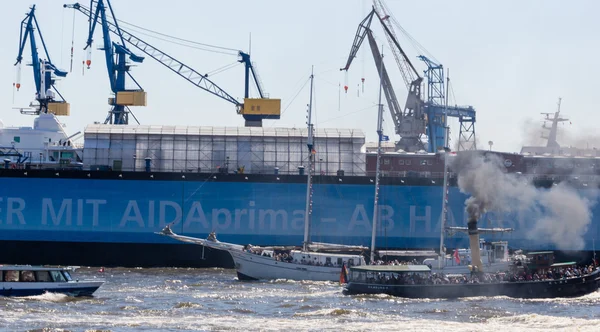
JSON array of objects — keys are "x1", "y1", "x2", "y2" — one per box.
[{"x1": 83, "y1": 125, "x2": 366, "y2": 175}]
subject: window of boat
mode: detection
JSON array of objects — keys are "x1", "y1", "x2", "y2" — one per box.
[
  {"x1": 420, "y1": 160, "x2": 427, "y2": 166},
  {"x1": 4, "y1": 270, "x2": 19, "y2": 282},
  {"x1": 62, "y1": 271, "x2": 73, "y2": 281},
  {"x1": 406, "y1": 160, "x2": 411, "y2": 165},
  {"x1": 383, "y1": 158, "x2": 390, "y2": 165},
  {"x1": 398, "y1": 160, "x2": 404, "y2": 165},
  {"x1": 50, "y1": 270, "x2": 67, "y2": 282},
  {"x1": 337, "y1": 258, "x2": 343, "y2": 266},
  {"x1": 35, "y1": 271, "x2": 51, "y2": 282},
  {"x1": 20, "y1": 271, "x2": 35, "y2": 282},
  {"x1": 348, "y1": 258, "x2": 355, "y2": 266}
]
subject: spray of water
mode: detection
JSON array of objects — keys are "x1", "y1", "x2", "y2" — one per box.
[{"x1": 451, "y1": 151, "x2": 598, "y2": 250}]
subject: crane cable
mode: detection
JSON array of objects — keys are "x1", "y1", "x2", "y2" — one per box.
[
  {"x1": 108, "y1": 12, "x2": 239, "y2": 55},
  {"x1": 116, "y1": 19, "x2": 238, "y2": 53},
  {"x1": 81, "y1": 1, "x2": 240, "y2": 55},
  {"x1": 377, "y1": 0, "x2": 438, "y2": 63},
  {"x1": 70, "y1": 9, "x2": 76, "y2": 72},
  {"x1": 113, "y1": 23, "x2": 237, "y2": 56}
]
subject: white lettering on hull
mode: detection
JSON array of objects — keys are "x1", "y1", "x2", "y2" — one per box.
[
  {"x1": 41, "y1": 198, "x2": 107, "y2": 227},
  {"x1": 6, "y1": 198, "x2": 26, "y2": 225}
]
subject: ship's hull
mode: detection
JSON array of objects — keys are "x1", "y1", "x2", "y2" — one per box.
[
  {"x1": 344, "y1": 269, "x2": 600, "y2": 299},
  {"x1": 231, "y1": 250, "x2": 345, "y2": 281},
  {"x1": 0, "y1": 169, "x2": 598, "y2": 267}
]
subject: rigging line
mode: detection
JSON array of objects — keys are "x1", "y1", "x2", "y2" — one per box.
[
  {"x1": 185, "y1": 74, "x2": 311, "y2": 202},
  {"x1": 380, "y1": 3, "x2": 438, "y2": 62},
  {"x1": 205, "y1": 62, "x2": 240, "y2": 76},
  {"x1": 60, "y1": 7, "x2": 65, "y2": 68},
  {"x1": 393, "y1": 22, "x2": 438, "y2": 63},
  {"x1": 115, "y1": 18, "x2": 239, "y2": 52},
  {"x1": 70, "y1": 8, "x2": 76, "y2": 73},
  {"x1": 281, "y1": 78, "x2": 311, "y2": 115},
  {"x1": 114, "y1": 24, "x2": 238, "y2": 56},
  {"x1": 447, "y1": 77, "x2": 458, "y2": 105},
  {"x1": 316, "y1": 67, "x2": 344, "y2": 76},
  {"x1": 319, "y1": 104, "x2": 378, "y2": 125}
]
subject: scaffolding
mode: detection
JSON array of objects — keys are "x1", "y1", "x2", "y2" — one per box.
[{"x1": 83, "y1": 125, "x2": 366, "y2": 175}]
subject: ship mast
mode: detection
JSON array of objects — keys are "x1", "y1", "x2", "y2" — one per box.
[
  {"x1": 302, "y1": 67, "x2": 315, "y2": 252},
  {"x1": 438, "y1": 69, "x2": 451, "y2": 269},
  {"x1": 370, "y1": 48, "x2": 385, "y2": 264},
  {"x1": 542, "y1": 97, "x2": 568, "y2": 148},
  {"x1": 438, "y1": 127, "x2": 450, "y2": 269}
]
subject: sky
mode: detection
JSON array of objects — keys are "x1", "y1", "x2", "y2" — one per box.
[{"x1": 1, "y1": 0, "x2": 599, "y2": 153}]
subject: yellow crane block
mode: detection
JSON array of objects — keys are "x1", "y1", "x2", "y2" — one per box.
[
  {"x1": 116, "y1": 91, "x2": 147, "y2": 106},
  {"x1": 47, "y1": 102, "x2": 70, "y2": 116},
  {"x1": 241, "y1": 98, "x2": 281, "y2": 118}
]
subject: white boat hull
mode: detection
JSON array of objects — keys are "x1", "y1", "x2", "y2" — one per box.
[
  {"x1": 157, "y1": 226, "x2": 365, "y2": 282},
  {"x1": 230, "y1": 250, "x2": 343, "y2": 282}
]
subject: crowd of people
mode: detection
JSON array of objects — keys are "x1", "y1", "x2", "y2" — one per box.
[
  {"x1": 243, "y1": 247, "x2": 356, "y2": 267},
  {"x1": 363, "y1": 262, "x2": 599, "y2": 286}
]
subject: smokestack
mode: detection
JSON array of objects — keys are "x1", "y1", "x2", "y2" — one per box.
[{"x1": 467, "y1": 217, "x2": 483, "y2": 273}]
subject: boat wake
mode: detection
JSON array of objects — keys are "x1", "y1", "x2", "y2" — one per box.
[{"x1": 22, "y1": 292, "x2": 80, "y2": 303}]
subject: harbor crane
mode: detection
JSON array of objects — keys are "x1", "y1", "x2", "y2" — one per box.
[
  {"x1": 65, "y1": 1, "x2": 280, "y2": 127},
  {"x1": 342, "y1": 8, "x2": 426, "y2": 152},
  {"x1": 342, "y1": 3, "x2": 477, "y2": 152},
  {"x1": 15, "y1": 5, "x2": 70, "y2": 117},
  {"x1": 71, "y1": 0, "x2": 145, "y2": 125}
]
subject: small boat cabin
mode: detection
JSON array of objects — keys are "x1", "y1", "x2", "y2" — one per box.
[
  {"x1": 348, "y1": 265, "x2": 432, "y2": 284},
  {"x1": 0, "y1": 266, "x2": 74, "y2": 283}
]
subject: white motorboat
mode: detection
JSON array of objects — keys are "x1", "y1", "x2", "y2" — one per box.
[{"x1": 0, "y1": 265, "x2": 104, "y2": 297}]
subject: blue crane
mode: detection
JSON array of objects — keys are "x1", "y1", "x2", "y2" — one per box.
[
  {"x1": 373, "y1": 0, "x2": 476, "y2": 152},
  {"x1": 76, "y1": 0, "x2": 145, "y2": 125},
  {"x1": 418, "y1": 55, "x2": 476, "y2": 152},
  {"x1": 15, "y1": 5, "x2": 70, "y2": 116},
  {"x1": 65, "y1": 1, "x2": 280, "y2": 127}
]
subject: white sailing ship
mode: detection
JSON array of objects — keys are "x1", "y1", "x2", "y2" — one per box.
[{"x1": 158, "y1": 69, "x2": 369, "y2": 281}]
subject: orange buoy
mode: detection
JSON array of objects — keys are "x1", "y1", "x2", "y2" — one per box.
[{"x1": 86, "y1": 59, "x2": 91, "y2": 68}]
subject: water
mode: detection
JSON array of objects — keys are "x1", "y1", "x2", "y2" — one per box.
[{"x1": 1, "y1": 267, "x2": 599, "y2": 331}]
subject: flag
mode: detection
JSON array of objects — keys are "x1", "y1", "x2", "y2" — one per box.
[
  {"x1": 379, "y1": 134, "x2": 389, "y2": 142},
  {"x1": 453, "y1": 249, "x2": 461, "y2": 264},
  {"x1": 339, "y1": 263, "x2": 348, "y2": 284}
]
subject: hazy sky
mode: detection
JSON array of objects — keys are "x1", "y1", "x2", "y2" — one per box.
[{"x1": 1, "y1": 0, "x2": 599, "y2": 153}]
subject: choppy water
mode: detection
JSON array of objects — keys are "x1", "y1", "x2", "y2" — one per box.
[{"x1": 0, "y1": 267, "x2": 599, "y2": 331}]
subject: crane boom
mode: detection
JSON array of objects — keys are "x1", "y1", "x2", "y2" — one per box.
[
  {"x1": 341, "y1": 10, "x2": 375, "y2": 71},
  {"x1": 342, "y1": 8, "x2": 426, "y2": 151},
  {"x1": 69, "y1": 1, "x2": 238, "y2": 107},
  {"x1": 65, "y1": 2, "x2": 280, "y2": 127},
  {"x1": 365, "y1": 30, "x2": 402, "y2": 133}
]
